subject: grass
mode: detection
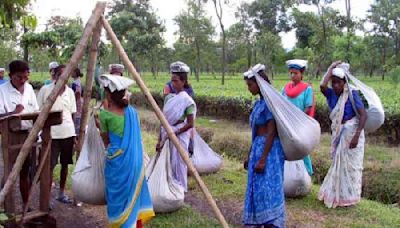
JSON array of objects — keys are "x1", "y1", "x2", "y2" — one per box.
[
  {"x1": 48, "y1": 109, "x2": 400, "y2": 227},
  {"x1": 148, "y1": 206, "x2": 220, "y2": 227},
  {"x1": 140, "y1": 129, "x2": 400, "y2": 227}
]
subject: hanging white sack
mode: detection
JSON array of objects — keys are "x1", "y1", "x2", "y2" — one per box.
[
  {"x1": 191, "y1": 130, "x2": 223, "y2": 174},
  {"x1": 72, "y1": 116, "x2": 106, "y2": 205},
  {"x1": 284, "y1": 160, "x2": 312, "y2": 198},
  {"x1": 253, "y1": 74, "x2": 321, "y2": 161},
  {"x1": 146, "y1": 140, "x2": 185, "y2": 213},
  {"x1": 339, "y1": 64, "x2": 385, "y2": 133}
]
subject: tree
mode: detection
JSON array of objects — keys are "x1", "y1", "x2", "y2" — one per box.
[
  {"x1": 234, "y1": 2, "x2": 254, "y2": 68},
  {"x1": 209, "y1": 0, "x2": 228, "y2": 85},
  {"x1": 0, "y1": 0, "x2": 30, "y2": 27},
  {"x1": 21, "y1": 14, "x2": 38, "y2": 61},
  {"x1": 248, "y1": 0, "x2": 294, "y2": 34},
  {"x1": 255, "y1": 31, "x2": 285, "y2": 78},
  {"x1": 0, "y1": 28, "x2": 19, "y2": 67},
  {"x1": 368, "y1": 0, "x2": 400, "y2": 80},
  {"x1": 108, "y1": 0, "x2": 165, "y2": 71},
  {"x1": 174, "y1": 0, "x2": 214, "y2": 81}
]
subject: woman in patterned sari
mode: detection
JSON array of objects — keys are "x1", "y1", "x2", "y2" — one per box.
[
  {"x1": 318, "y1": 62, "x2": 367, "y2": 208},
  {"x1": 242, "y1": 64, "x2": 285, "y2": 227},
  {"x1": 156, "y1": 69, "x2": 196, "y2": 192},
  {"x1": 98, "y1": 74, "x2": 154, "y2": 227}
]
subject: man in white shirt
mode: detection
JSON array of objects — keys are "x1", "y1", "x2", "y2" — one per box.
[
  {"x1": 37, "y1": 64, "x2": 76, "y2": 204},
  {"x1": 0, "y1": 60, "x2": 39, "y2": 207}
]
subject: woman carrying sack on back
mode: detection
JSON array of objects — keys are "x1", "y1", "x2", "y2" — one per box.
[
  {"x1": 242, "y1": 64, "x2": 285, "y2": 227},
  {"x1": 156, "y1": 61, "x2": 196, "y2": 192},
  {"x1": 97, "y1": 74, "x2": 154, "y2": 227},
  {"x1": 282, "y1": 59, "x2": 315, "y2": 177},
  {"x1": 318, "y1": 61, "x2": 367, "y2": 208}
]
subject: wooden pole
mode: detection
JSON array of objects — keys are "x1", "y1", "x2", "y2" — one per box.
[
  {"x1": 101, "y1": 16, "x2": 229, "y2": 228},
  {"x1": 0, "y1": 2, "x2": 107, "y2": 206},
  {"x1": 75, "y1": 21, "x2": 102, "y2": 155},
  {"x1": 19, "y1": 141, "x2": 52, "y2": 225}
]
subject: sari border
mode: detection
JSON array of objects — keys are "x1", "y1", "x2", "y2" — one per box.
[{"x1": 108, "y1": 165, "x2": 145, "y2": 227}]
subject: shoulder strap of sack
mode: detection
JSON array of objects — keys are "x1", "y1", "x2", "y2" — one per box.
[{"x1": 345, "y1": 77, "x2": 360, "y2": 118}]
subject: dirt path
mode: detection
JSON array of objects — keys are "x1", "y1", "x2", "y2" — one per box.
[{"x1": 0, "y1": 148, "x2": 107, "y2": 227}]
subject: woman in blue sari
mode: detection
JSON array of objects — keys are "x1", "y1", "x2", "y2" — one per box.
[
  {"x1": 97, "y1": 74, "x2": 154, "y2": 227},
  {"x1": 243, "y1": 64, "x2": 285, "y2": 228}
]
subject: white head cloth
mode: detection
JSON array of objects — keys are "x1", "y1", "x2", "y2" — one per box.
[
  {"x1": 332, "y1": 63, "x2": 350, "y2": 79},
  {"x1": 0, "y1": 68, "x2": 5, "y2": 72},
  {"x1": 109, "y1": 64, "x2": 125, "y2": 72},
  {"x1": 286, "y1": 59, "x2": 308, "y2": 70},
  {"x1": 243, "y1": 63, "x2": 266, "y2": 78},
  {"x1": 170, "y1": 61, "x2": 190, "y2": 73},
  {"x1": 99, "y1": 74, "x2": 134, "y2": 92},
  {"x1": 49, "y1": 61, "x2": 59, "y2": 70}
]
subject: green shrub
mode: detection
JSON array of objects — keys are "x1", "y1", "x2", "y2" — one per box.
[
  {"x1": 362, "y1": 167, "x2": 400, "y2": 204},
  {"x1": 129, "y1": 91, "x2": 399, "y2": 144}
]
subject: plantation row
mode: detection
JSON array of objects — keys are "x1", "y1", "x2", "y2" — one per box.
[{"x1": 29, "y1": 72, "x2": 400, "y2": 144}]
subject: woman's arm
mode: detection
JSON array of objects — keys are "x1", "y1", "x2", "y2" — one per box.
[
  {"x1": 100, "y1": 132, "x2": 109, "y2": 147},
  {"x1": 175, "y1": 114, "x2": 194, "y2": 136},
  {"x1": 254, "y1": 119, "x2": 277, "y2": 173},
  {"x1": 349, "y1": 107, "x2": 367, "y2": 149},
  {"x1": 320, "y1": 61, "x2": 341, "y2": 95}
]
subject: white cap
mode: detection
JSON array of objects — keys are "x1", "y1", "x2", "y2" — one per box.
[
  {"x1": 286, "y1": 59, "x2": 307, "y2": 70},
  {"x1": 243, "y1": 63, "x2": 266, "y2": 78},
  {"x1": 332, "y1": 68, "x2": 346, "y2": 79},
  {"x1": 0, "y1": 68, "x2": 5, "y2": 72},
  {"x1": 49, "y1": 61, "x2": 59, "y2": 70},
  {"x1": 109, "y1": 64, "x2": 125, "y2": 72},
  {"x1": 170, "y1": 61, "x2": 190, "y2": 73}
]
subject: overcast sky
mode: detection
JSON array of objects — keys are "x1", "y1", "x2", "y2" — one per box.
[{"x1": 31, "y1": 0, "x2": 374, "y2": 50}]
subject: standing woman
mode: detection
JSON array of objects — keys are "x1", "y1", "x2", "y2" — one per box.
[
  {"x1": 156, "y1": 62, "x2": 196, "y2": 192},
  {"x1": 282, "y1": 59, "x2": 314, "y2": 176},
  {"x1": 318, "y1": 61, "x2": 367, "y2": 208},
  {"x1": 243, "y1": 64, "x2": 285, "y2": 227},
  {"x1": 97, "y1": 74, "x2": 154, "y2": 227}
]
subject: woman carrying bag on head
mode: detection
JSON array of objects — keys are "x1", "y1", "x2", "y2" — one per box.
[
  {"x1": 242, "y1": 64, "x2": 286, "y2": 228},
  {"x1": 318, "y1": 61, "x2": 367, "y2": 208}
]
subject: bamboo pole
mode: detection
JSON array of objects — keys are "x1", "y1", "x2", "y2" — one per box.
[
  {"x1": 0, "y1": 2, "x2": 106, "y2": 206},
  {"x1": 75, "y1": 22, "x2": 102, "y2": 155},
  {"x1": 101, "y1": 16, "x2": 229, "y2": 228}
]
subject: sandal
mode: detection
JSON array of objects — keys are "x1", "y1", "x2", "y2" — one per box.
[{"x1": 56, "y1": 195, "x2": 73, "y2": 204}]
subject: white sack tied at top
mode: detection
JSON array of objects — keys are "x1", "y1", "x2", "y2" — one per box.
[{"x1": 99, "y1": 74, "x2": 135, "y2": 92}]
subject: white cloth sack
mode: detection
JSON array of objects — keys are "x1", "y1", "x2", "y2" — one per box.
[
  {"x1": 346, "y1": 74, "x2": 385, "y2": 133},
  {"x1": 72, "y1": 116, "x2": 106, "y2": 205},
  {"x1": 98, "y1": 74, "x2": 134, "y2": 92},
  {"x1": 146, "y1": 140, "x2": 185, "y2": 213},
  {"x1": 284, "y1": 160, "x2": 312, "y2": 198},
  {"x1": 255, "y1": 75, "x2": 321, "y2": 161},
  {"x1": 191, "y1": 131, "x2": 223, "y2": 174}
]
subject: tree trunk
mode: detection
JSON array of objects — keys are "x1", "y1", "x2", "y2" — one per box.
[
  {"x1": 23, "y1": 24, "x2": 29, "y2": 62},
  {"x1": 247, "y1": 41, "x2": 252, "y2": 68},
  {"x1": 195, "y1": 39, "x2": 201, "y2": 82},
  {"x1": 345, "y1": 0, "x2": 352, "y2": 63},
  {"x1": 221, "y1": 30, "x2": 226, "y2": 85}
]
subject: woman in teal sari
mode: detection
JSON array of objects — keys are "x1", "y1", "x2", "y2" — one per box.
[{"x1": 97, "y1": 74, "x2": 154, "y2": 227}]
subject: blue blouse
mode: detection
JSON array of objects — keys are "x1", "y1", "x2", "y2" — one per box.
[
  {"x1": 250, "y1": 98, "x2": 273, "y2": 140},
  {"x1": 323, "y1": 88, "x2": 365, "y2": 121}
]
